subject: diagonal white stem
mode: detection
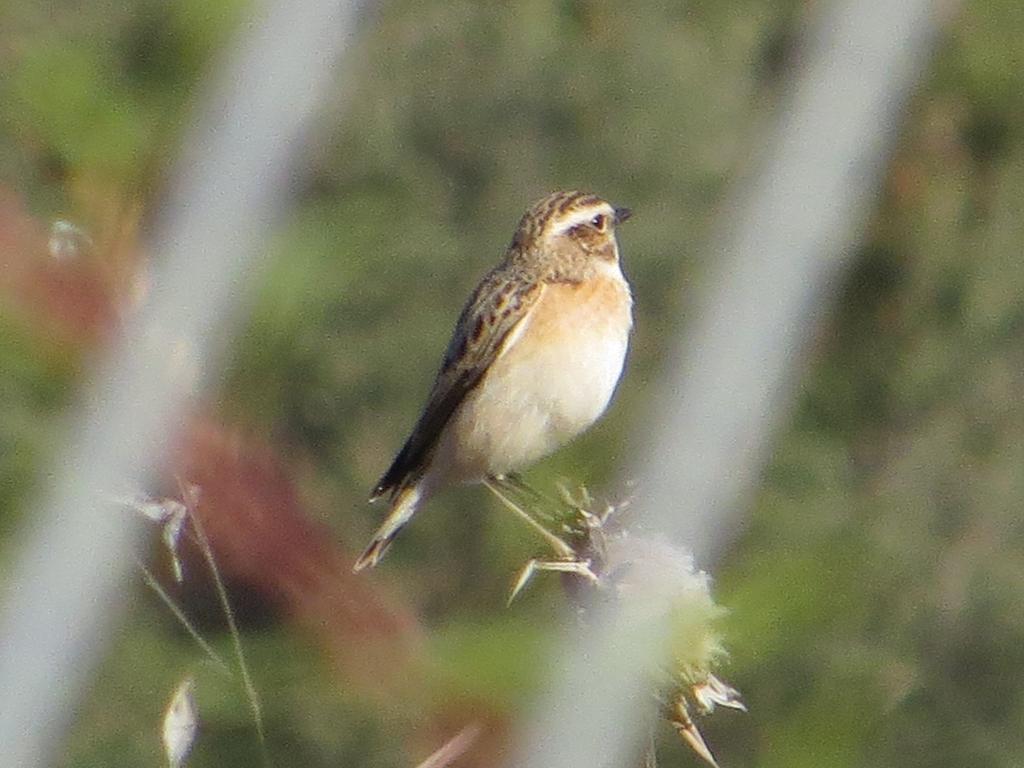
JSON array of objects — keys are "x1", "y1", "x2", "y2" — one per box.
[
  {"x1": 508, "y1": 2, "x2": 954, "y2": 768},
  {"x1": 0, "y1": 3, "x2": 364, "y2": 765}
]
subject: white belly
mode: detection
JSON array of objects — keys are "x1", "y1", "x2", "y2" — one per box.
[{"x1": 437, "y1": 273, "x2": 632, "y2": 480}]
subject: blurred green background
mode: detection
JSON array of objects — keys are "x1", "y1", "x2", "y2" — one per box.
[{"x1": 3, "y1": 0, "x2": 1024, "y2": 766}]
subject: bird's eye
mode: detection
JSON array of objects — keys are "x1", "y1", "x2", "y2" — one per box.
[{"x1": 591, "y1": 214, "x2": 607, "y2": 232}]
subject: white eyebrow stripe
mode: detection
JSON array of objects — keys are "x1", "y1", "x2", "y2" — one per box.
[{"x1": 555, "y1": 204, "x2": 614, "y2": 233}]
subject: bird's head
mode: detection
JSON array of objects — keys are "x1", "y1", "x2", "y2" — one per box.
[{"x1": 512, "y1": 190, "x2": 632, "y2": 268}]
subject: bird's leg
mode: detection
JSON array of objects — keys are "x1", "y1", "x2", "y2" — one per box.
[
  {"x1": 501, "y1": 473, "x2": 588, "y2": 533},
  {"x1": 507, "y1": 557, "x2": 600, "y2": 605},
  {"x1": 495, "y1": 473, "x2": 595, "y2": 543},
  {"x1": 483, "y1": 475, "x2": 575, "y2": 559},
  {"x1": 493, "y1": 473, "x2": 571, "y2": 526},
  {"x1": 500, "y1": 472, "x2": 556, "y2": 507}
]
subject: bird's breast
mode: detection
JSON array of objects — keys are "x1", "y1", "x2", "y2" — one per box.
[{"x1": 442, "y1": 270, "x2": 633, "y2": 479}]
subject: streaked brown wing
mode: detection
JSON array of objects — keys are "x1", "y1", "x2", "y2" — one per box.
[{"x1": 371, "y1": 269, "x2": 543, "y2": 499}]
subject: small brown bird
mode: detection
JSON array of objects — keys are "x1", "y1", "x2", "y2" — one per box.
[{"x1": 354, "y1": 190, "x2": 634, "y2": 571}]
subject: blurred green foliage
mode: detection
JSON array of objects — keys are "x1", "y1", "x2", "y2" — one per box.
[{"x1": 3, "y1": 0, "x2": 1024, "y2": 766}]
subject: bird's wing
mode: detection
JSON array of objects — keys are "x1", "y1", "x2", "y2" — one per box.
[{"x1": 371, "y1": 269, "x2": 544, "y2": 500}]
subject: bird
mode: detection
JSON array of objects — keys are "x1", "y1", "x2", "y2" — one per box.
[{"x1": 354, "y1": 190, "x2": 634, "y2": 571}]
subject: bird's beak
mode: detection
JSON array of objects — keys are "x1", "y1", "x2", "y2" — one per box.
[{"x1": 613, "y1": 206, "x2": 632, "y2": 225}]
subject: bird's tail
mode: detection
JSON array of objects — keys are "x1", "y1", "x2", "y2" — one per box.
[{"x1": 353, "y1": 483, "x2": 423, "y2": 571}]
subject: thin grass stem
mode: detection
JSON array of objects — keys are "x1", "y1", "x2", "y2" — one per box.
[
  {"x1": 137, "y1": 560, "x2": 230, "y2": 674},
  {"x1": 179, "y1": 483, "x2": 270, "y2": 766}
]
